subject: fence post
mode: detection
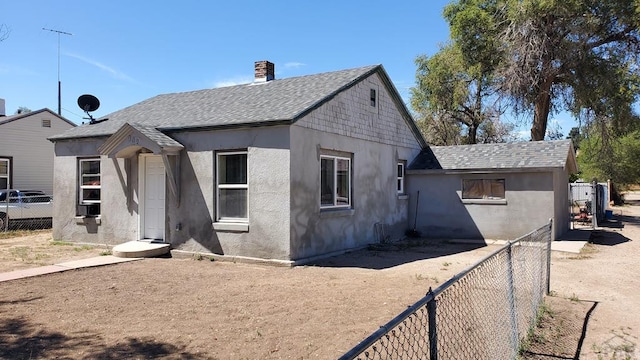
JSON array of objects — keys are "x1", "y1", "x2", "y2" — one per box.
[
  {"x1": 2, "y1": 193, "x2": 7, "y2": 231},
  {"x1": 427, "y1": 288, "x2": 438, "y2": 360},
  {"x1": 506, "y1": 242, "x2": 519, "y2": 355},
  {"x1": 546, "y1": 219, "x2": 553, "y2": 295}
]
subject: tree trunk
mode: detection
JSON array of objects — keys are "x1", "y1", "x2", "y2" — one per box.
[
  {"x1": 468, "y1": 124, "x2": 478, "y2": 144},
  {"x1": 531, "y1": 77, "x2": 553, "y2": 141}
]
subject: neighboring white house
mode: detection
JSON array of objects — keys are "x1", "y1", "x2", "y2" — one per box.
[{"x1": 0, "y1": 103, "x2": 76, "y2": 194}]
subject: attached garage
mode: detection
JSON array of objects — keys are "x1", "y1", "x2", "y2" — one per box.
[{"x1": 406, "y1": 140, "x2": 577, "y2": 241}]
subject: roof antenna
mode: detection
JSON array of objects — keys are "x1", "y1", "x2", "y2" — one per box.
[
  {"x1": 77, "y1": 94, "x2": 107, "y2": 124},
  {"x1": 42, "y1": 28, "x2": 72, "y2": 116}
]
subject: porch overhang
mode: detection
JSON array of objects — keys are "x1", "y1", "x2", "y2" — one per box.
[
  {"x1": 98, "y1": 122, "x2": 184, "y2": 158},
  {"x1": 98, "y1": 122, "x2": 184, "y2": 205}
]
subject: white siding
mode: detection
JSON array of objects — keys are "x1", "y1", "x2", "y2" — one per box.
[{"x1": 0, "y1": 110, "x2": 75, "y2": 194}]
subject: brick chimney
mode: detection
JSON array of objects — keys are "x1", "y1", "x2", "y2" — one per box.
[
  {"x1": 0, "y1": 98, "x2": 5, "y2": 117},
  {"x1": 254, "y1": 61, "x2": 275, "y2": 82}
]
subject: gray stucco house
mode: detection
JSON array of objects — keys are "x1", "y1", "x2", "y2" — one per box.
[
  {"x1": 48, "y1": 62, "x2": 426, "y2": 264},
  {"x1": 407, "y1": 140, "x2": 577, "y2": 241}
]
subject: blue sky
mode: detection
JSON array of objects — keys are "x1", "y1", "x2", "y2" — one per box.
[{"x1": 0, "y1": 0, "x2": 575, "y2": 136}]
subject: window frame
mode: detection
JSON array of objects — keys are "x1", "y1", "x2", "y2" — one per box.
[
  {"x1": 216, "y1": 150, "x2": 249, "y2": 223},
  {"x1": 78, "y1": 158, "x2": 101, "y2": 216},
  {"x1": 320, "y1": 154, "x2": 352, "y2": 209},
  {"x1": 462, "y1": 178, "x2": 506, "y2": 201},
  {"x1": 397, "y1": 161, "x2": 405, "y2": 194},
  {"x1": 0, "y1": 158, "x2": 10, "y2": 190}
]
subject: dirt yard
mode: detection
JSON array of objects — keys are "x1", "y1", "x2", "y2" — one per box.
[
  {"x1": 0, "y1": 231, "x2": 501, "y2": 359},
  {"x1": 522, "y1": 193, "x2": 640, "y2": 360},
  {"x1": 1, "y1": 195, "x2": 639, "y2": 359}
]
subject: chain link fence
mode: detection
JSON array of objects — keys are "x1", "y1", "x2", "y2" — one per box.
[
  {"x1": 340, "y1": 220, "x2": 552, "y2": 360},
  {"x1": 0, "y1": 190, "x2": 53, "y2": 231}
]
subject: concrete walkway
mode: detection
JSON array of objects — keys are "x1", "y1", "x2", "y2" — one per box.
[{"x1": 0, "y1": 255, "x2": 142, "y2": 283}]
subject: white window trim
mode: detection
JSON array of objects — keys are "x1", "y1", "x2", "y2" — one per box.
[
  {"x1": 216, "y1": 150, "x2": 249, "y2": 223},
  {"x1": 78, "y1": 158, "x2": 101, "y2": 205},
  {"x1": 0, "y1": 158, "x2": 9, "y2": 190},
  {"x1": 320, "y1": 154, "x2": 352, "y2": 209},
  {"x1": 397, "y1": 162, "x2": 405, "y2": 194}
]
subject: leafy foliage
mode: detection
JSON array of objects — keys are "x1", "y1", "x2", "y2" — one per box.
[
  {"x1": 411, "y1": 4, "x2": 509, "y2": 145},
  {"x1": 429, "y1": 0, "x2": 640, "y2": 141},
  {"x1": 578, "y1": 125, "x2": 640, "y2": 185}
]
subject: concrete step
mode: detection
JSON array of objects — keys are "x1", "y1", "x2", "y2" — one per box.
[{"x1": 112, "y1": 241, "x2": 170, "y2": 258}]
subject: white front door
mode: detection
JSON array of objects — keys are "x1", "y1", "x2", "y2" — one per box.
[{"x1": 142, "y1": 155, "x2": 165, "y2": 241}]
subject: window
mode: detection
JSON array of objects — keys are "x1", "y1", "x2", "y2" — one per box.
[
  {"x1": 217, "y1": 151, "x2": 248, "y2": 221},
  {"x1": 397, "y1": 162, "x2": 405, "y2": 194},
  {"x1": 0, "y1": 158, "x2": 9, "y2": 190},
  {"x1": 370, "y1": 89, "x2": 377, "y2": 107},
  {"x1": 79, "y1": 158, "x2": 101, "y2": 214},
  {"x1": 462, "y1": 179, "x2": 505, "y2": 200},
  {"x1": 321, "y1": 155, "x2": 351, "y2": 208}
]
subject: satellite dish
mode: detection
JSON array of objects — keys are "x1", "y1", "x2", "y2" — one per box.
[
  {"x1": 77, "y1": 94, "x2": 106, "y2": 124},
  {"x1": 77, "y1": 94, "x2": 100, "y2": 112}
]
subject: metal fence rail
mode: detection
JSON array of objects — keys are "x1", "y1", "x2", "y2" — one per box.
[
  {"x1": 0, "y1": 191, "x2": 53, "y2": 231},
  {"x1": 339, "y1": 220, "x2": 552, "y2": 360}
]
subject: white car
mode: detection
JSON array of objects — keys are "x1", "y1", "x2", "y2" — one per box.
[{"x1": 0, "y1": 190, "x2": 53, "y2": 230}]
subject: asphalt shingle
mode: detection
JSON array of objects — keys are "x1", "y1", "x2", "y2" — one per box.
[
  {"x1": 408, "y1": 140, "x2": 575, "y2": 171},
  {"x1": 49, "y1": 65, "x2": 380, "y2": 140}
]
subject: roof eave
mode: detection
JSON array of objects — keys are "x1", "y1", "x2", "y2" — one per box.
[{"x1": 407, "y1": 166, "x2": 565, "y2": 175}]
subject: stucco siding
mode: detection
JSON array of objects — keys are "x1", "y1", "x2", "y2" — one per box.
[
  {"x1": 289, "y1": 125, "x2": 421, "y2": 261},
  {"x1": 1, "y1": 112, "x2": 75, "y2": 194},
  {"x1": 53, "y1": 126, "x2": 292, "y2": 260},
  {"x1": 407, "y1": 172, "x2": 556, "y2": 240},
  {"x1": 53, "y1": 138, "x2": 138, "y2": 243}
]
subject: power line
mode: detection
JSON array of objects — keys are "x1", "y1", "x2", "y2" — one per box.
[{"x1": 43, "y1": 28, "x2": 72, "y2": 116}]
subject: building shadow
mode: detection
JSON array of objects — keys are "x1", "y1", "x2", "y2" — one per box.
[
  {"x1": 309, "y1": 238, "x2": 488, "y2": 269},
  {"x1": 0, "y1": 315, "x2": 205, "y2": 360}
]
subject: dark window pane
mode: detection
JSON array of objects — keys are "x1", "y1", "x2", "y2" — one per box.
[
  {"x1": 0, "y1": 178, "x2": 7, "y2": 190},
  {"x1": 321, "y1": 158, "x2": 334, "y2": 206},
  {"x1": 82, "y1": 176, "x2": 101, "y2": 186},
  {"x1": 219, "y1": 154, "x2": 247, "y2": 184},
  {"x1": 336, "y1": 159, "x2": 350, "y2": 206},
  {"x1": 81, "y1": 160, "x2": 100, "y2": 175},
  {"x1": 219, "y1": 189, "x2": 247, "y2": 218},
  {"x1": 82, "y1": 189, "x2": 101, "y2": 202}
]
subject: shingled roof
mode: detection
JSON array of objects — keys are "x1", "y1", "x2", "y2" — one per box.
[
  {"x1": 408, "y1": 140, "x2": 577, "y2": 173},
  {"x1": 49, "y1": 64, "x2": 425, "y2": 147},
  {"x1": 0, "y1": 108, "x2": 76, "y2": 127}
]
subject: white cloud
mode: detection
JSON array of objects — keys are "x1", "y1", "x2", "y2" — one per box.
[
  {"x1": 213, "y1": 76, "x2": 253, "y2": 88},
  {"x1": 65, "y1": 52, "x2": 138, "y2": 83},
  {"x1": 283, "y1": 62, "x2": 306, "y2": 69}
]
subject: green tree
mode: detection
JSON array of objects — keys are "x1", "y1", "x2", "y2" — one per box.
[
  {"x1": 578, "y1": 123, "x2": 640, "y2": 185},
  {"x1": 15, "y1": 106, "x2": 31, "y2": 114},
  {"x1": 444, "y1": 0, "x2": 640, "y2": 141},
  {"x1": 566, "y1": 127, "x2": 583, "y2": 149},
  {"x1": 411, "y1": 40, "x2": 506, "y2": 144}
]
